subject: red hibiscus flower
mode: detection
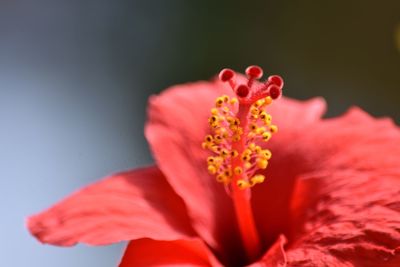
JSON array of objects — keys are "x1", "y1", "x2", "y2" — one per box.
[{"x1": 27, "y1": 66, "x2": 400, "y2": 267}]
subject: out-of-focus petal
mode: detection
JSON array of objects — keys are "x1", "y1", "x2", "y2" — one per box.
[
  {"x1": 120, "y1": 238, "x2": 222, "y2": 267},
  {"x1": 285, "y1": 108, "x2": 400, "y2": 266},
  {"x1": 27, "y1": 166, "x2": 195, "y2": 246},
  {"x1": 267, "y1": 97, "x2": 326, "y2": 130},
  {"x1": 145, "y1": 79, "x2": 245, "y2": 264}
]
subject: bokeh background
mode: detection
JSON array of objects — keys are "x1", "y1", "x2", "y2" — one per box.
[{"x1": 1, "y1": 1, "x2": 399, "y2": 266}]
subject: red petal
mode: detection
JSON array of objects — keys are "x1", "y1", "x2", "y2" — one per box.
[
  {"x1": 251, "y1": 97, "x2": 326, "y2": 248},
  {"x1": 247, "y1": 235, "x2": 287, "y2": 267},
  {"x1": 120, "y1": 238, "x2": 222, "y2": 267},
  {"x1": 145, "y1": 79, "x2": 243, "y2": 263},
  {"x1": 267, "y1": 96, "x2": 326, "y2": 130},
  {"x1": 284, "y1": 109, "x2": 400, "y2": 265},
  {"x1": 287, "y1": 171, "x2": 400, "y2": 266},
  {"x1": 27, "y1": 166, "x2": 195, "y2": 246}
]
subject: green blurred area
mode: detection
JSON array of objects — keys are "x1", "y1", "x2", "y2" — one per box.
[{"x1": 149, "y1": 1, "x2": 400, "y2": 121}]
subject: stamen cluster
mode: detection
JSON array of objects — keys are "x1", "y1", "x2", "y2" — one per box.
[{"x1": 202, "y1": 66, "x2": 283, "y2": 189}]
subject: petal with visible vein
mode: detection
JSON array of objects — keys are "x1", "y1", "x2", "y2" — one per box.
[
  {"x1": 27, "y1": 166, "x2": 195, "y2": 246},
  {"x1": 285, "y1": 109, "x2": 400, "y2": 266}
]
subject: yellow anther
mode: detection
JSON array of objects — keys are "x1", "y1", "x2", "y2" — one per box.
[
  {"x1": 226, "y1": 116, "x2": 235, "y2": 124},
  {"x1": 244, "y1": 162, "x2": 252, "y2": 169},
  {"x1": 230, "y1": 150, "x2": 239, "y2": 158},
  {"x1": 241, "y1": 154, "x2": 251, "y2": 162},
  {"x1": 249, "y1": 143, "x2": 256, "y2": 151},
  {"x1": 234, "y1": 167, "x2": 243, "y2": 175},
  {"x1": 211, "y1": 123, "x2": 220, "y2": 129},
  {"x1": 213, "y1": 157, "x2": 223, "y2": 168},
  {"x1": 221, "y1": 106, "x2": 230, "y2": 115},
  {"x1": 208, "y1": 165, "x2": 217, "y2": 174},
  {"x1": 216, "y1": 97, "x2": 224, "y2": 107},
  {"x1": 214, "y1": 135, "x2": 223, "y2": 144},
  {"x1": 269, "y1": 125, "x2": 278, "y2": 134},
  {"x1": 201, "y1": 142, "x2": 208, "y2": 149},
  {"x1": 211, "y1": 146, "x2": 221, "y2": 153},
  {"x1": 254, "y1": 99, "x2": 265, "y2": 108},
  {"x1": 247, "y1": 132, "x2": 256, "y2": 139},
  {"x1": 256, "y1": 158, "x2": 268, "y2": 169},
  {"x1": 211, "y1": 108, "x2": 219, "y2": 115},
  {"x1": 262, "y1": 132, "x2": 271, "y2": 142},
  {"x1": 207, "y1": 156, "x2": 215, "y2": 164},
  {"x1": 222, "y1": 95, "x2": 229, "y2": 102},
  {"x1": 216, "y1": 174, "x2": 228, "y2": 184},
  {"x1": 229, "y1": 124, "x2": 238, "y2": 131},
  {"x1": 264, "y1": 96, "x2": 272, "y2": 105},
  {"x1": 260, "y1": 149, "x2": 272, "y2": 160},
  {"x1": 215, "y1": 127, "x2": 227, "y2": 135},
  {"x1": 232, "y1": 134, "x2": 241, "y2": 142},
  {"x1": 259, "y1": 111, "x2": 268, "y2": 120},
  {"x1": 209, "y1": 116, "x2": 220, "y2": 127},
  {"x1": 251, "y1": 113, "x2": 259, "y2": 120},
  {"x1": 229, "y1": 98, "x2": 238, "y2": 105},
  {"x1": 220, "y1": 149, "x2": 229, "y2": 158},
  {"x1": 214, "y1": 130, "x2": 228, "y2": 139},
  {"x1": 223, "y1": 168, "x2": 232, "y2": 178},
  {"x1": 214, "y1": 127, "x2": 224, "y2": 134},
  {"x1": 250, "y1": 174, "x2": 265, "y2": 185},
  {"x1": 249, "y1": 123, "x2": 258, "y2": 132},
  {"x1": 255, "y1": 146, "x2": 262, "y2": 153},
  {"x1": 256, "y1": 127, "x2": 266, "y2": 134},
  {"x1": 205, "y1": 135, "x2": 213, "y2": 143},
  {"x1": 237, "y1": 179, "x2": 251, "y2": 189},
  {"x1": 210, "y1": 115, "x2": 218, "y2": 122},
  {"x1": 250, "y1": 107, "x2": 259, "y2": 116},
  {"x1": 264, "y1": 114, "x2": 272, "y2": 125},
  {"x1": 235, "y1": 127, "x2": 243, "y2": 135},
  {"x1": 229, "y1": 119, "x2": 240, "y2": 130},
  {"x1": 243, "y1": 148, "x2": 252, "y2": 156}
]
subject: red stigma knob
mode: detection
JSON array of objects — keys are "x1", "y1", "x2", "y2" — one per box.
[
  {"x1": 245, "y1": 65, "x2": 263, "y2": 79},
  {"x1": 218, "y1": 66, "x2": 284, "y2": 104},
  {"x1": 236, "y1": 84, "x2": 250, "y2": 98},
  {"x1": 219, "y1": 68, "x2": 235, "y2": 82},
  {"x1": 268, "y1": 75, "x2": 284, "y2": 88},
  {"x1": 268, "y1": 85, "x2": 281, "y2": 99}
]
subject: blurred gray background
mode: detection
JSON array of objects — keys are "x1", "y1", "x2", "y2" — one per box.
[{"x1": 1, "y1": 1, "x2": 399, "y2": 266}]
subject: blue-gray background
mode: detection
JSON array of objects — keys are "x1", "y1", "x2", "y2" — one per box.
[{"x1": 1, "y1": 1, "x2": 399, "y2": 266}]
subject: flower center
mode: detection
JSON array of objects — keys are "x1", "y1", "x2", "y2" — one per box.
[{"x1": 202, "y1": 65, "x2": 284, "y2": 262}]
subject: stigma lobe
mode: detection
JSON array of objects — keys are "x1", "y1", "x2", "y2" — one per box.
[
  {"x1": 236, "y1": 84, "x2": 250, "y2": 98},
  {"x1": 219, "y1": 66, "x2": 284, "y2": 104}
]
